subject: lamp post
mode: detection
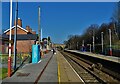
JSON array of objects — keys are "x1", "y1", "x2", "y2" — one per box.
[
  {"x1": 8, "y1": 0, "x2": 12, "y2": 77},
  {"x1": 109, "y1": 29, "x2": 112, "y2": 56},
  {"x1": 101, "y1": 32, "x2": 104, "y2": 54}
]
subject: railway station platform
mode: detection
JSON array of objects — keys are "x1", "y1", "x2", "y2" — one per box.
[
  {"x1": 2, "y1": 51, "x2": 84, "y2": 83},
  {"x1": 66, "y1": 50, "x2": 120, "y2": 64}
]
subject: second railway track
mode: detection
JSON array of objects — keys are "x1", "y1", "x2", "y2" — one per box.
[{"x1": 60, "y1": 51, "x2": 120, "y2": 84}]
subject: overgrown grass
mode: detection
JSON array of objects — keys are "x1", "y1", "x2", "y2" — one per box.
[
  {"x1": 1, "y1": 54, "x2": 30, "y2": 64},
  {"x1": 0, "y1": 53, "x2": 31, "y2": 79},
  {"x1": 0, "y1": 68, "x2": 7, "y2": 79}
]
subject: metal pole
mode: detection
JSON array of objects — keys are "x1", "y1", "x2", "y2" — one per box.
[
  {"x1": 38, "y1": 6, "x2": 41, "y2": 44},
  {"x1": 8, "y1": 0, "x2": 12, "y2": 77},
  {"x1": 109, "y1": 29, "x2": 112, "y2": 56},
  {"x1": 101, "y1": 32, "x2": 103, "y2": 54},
  {"x1": 70, "y1": 43, "x2": 71, "y2": 49},
  {"x1": 93, "y1": 36, "x2": 95, "y2": 52},
  {"x1": 47, "y1": 37, "x2": 48, "y2": 50},
  {"x1": 13, "y1": 0, "x2": 18, "y2": 71},
  {"x1": 82, "y1": 40, "x2": 84, "y2": 51},
  {"x1": 90, "y1": 44, "x2": 91, "y2": 52},
  {"x1": 114, "y1": 23, "x2": 119, "y2": 39},
  {"x1": 41, "y1": 28, "x2": 42, "y2": 42},
  {"x1": 92, "y1": 29, "x2": 95, "y2": 53},
  {"x1": 82, "y1": 40, "x2": 84, "y2": 46},
  {"x1": 77, "y1": 42, "x2": 78, "y2": 50}
]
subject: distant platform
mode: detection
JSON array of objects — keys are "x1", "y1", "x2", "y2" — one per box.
[{"x1": 65, "y1": 50, "x2": 120, "y2": 64}]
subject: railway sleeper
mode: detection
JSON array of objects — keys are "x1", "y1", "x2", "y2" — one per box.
[
  {"x1": 85, "y1": 79, "x2": 99, "y2": 82},
  {"x1": 83, "y1": 77, "x2": 97, "y2": 80}
]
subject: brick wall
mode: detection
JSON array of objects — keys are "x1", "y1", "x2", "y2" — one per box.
[
  {"x1": 1, "y1": 40, "x2": 35, "y2": 54},
  {"x1": 17, "y1": 40, "x2": 34, "y2": 53}
]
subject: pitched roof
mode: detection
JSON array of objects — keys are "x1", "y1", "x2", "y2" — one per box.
[{"x1": 4, "y1": 25, "x2": 28, "y2": 33}]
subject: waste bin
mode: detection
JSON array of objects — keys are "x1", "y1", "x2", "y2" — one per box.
[{"x1": 32, "y1": 45, "x2": 40, "y2": 63}]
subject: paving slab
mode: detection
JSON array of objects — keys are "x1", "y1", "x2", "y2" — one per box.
[
  {"x1": 38, "y1": 52, "x2": 58, "y2": 83},
  {"x1": 2, "y1": 51, "x2": 53, "y2": 83}
]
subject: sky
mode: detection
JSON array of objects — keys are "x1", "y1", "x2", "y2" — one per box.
[{"x1": 2, "y1": 2, "x2": 116, "y2": 44}]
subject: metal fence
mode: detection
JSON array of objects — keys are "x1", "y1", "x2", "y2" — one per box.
[
  {"x1": 85, "y1": 44, "x2": 120, "y2": 57},
  {"x1": 1, "y1": 52, "x2": 31, "y2": 69}
]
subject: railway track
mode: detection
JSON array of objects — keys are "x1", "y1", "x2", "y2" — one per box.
[{"x1": 60, "y1": 51, "x2": 119, "y2": 83}]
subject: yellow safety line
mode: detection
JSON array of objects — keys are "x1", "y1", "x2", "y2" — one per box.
[{"x1": 58, "y1": 62, "x2": 60, "y2": 84}]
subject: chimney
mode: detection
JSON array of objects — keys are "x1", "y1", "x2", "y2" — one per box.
[
  {"x1": 26, "y1": 26, "x2": 32, "y2": 33},
  {"x1": 14, "y1": 18, "x2": 22, "y2": 27},
  {"x1": 32, "y1": 31, "x2": 36, "y2": 34},
  {"x1": 26, "y1": 26, "x2": 30, "y2": 32}
]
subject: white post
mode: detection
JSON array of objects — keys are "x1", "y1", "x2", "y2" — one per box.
[
  {"x1": 40, "y1": 28, "x2": 42, "y2": 50},
  {"x1": 41, "y1": 28, "x2": 42, "y2": 42},
  {"x1": 109, "y1": 29, "x2": 112, "y2": 56},
  {"x1": 38, "y1": 6, "x2": 41, "y2": 44},
  {"x1": 90, "y1": 44, "x2": 91, "y2": 52},
  {"x1": 87, "y1": 44, "x2": 91, "y2": 52},
  {"x1": 8, "y1": 0, "x2": 13, "y2": 77},
  {"x1": 9, "y1": 0, "x2": 12, "y2": 60},
  {"x1": 82, "y1": 40, "x2": 84, "y2": 47},
  {"x1": 101, "y1": 32, "x2": 103, "y2": 53},
  {"x1": 93, "y1": 36, "x2": 95, "y2": 52},
  {"x1": 77, "y1": 42, "x2": 78, "y2": 50}
]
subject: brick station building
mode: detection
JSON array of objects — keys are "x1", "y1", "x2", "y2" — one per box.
[{"x1": 2, "y1": 18, "x2": 38, "y2": 53}]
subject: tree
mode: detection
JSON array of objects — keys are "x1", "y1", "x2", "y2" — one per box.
[{"x1": 112, "y1": 2, "x2": 120, "y2": 39}]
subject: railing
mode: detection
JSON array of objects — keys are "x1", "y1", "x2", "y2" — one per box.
[{"x1": 1, "y1": 52, "x2": 32, "y2": 75}]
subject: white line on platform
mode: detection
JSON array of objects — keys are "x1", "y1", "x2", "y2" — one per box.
[
  {"x1": 62, "y1": 54, "x2": 85, "y2": 83},
  {"x1": 38, "y1": 60, "x2": 42, "y2": 63}
]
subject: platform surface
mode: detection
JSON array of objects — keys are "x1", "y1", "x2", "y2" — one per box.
[
  {"x1": 67, "y1": 50, "x2": 120, "y2": 64},
  {"x1": 2, "y1": 52, "x2": 53, "y2": 83},
  {"x1": 2, "y1": 51, "x2": 84, "y2": 83}
]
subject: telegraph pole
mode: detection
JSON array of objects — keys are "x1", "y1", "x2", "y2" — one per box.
[
  {"x1": 13, "y1": 0, "x2": 18, "y2": 71},
  {"x1": 38, "y1": 6, "x2": 41, "y2": 44},
  {"x1": 8, "y1": 0, "x2": 13, "y2": 77}
]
